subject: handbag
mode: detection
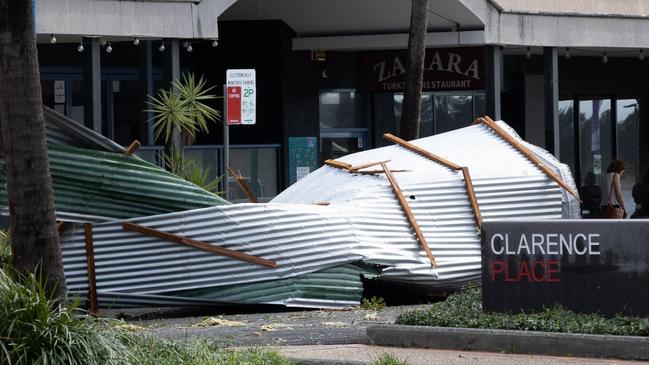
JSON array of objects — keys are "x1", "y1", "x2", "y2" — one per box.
[{"x1": 603, "y1": 173, "x2": 624, "y2": 219}]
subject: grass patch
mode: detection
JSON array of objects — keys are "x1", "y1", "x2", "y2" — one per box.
[
  {"x1": 361, "y1": 296, "x2": 386, "y2": 311},
  {"x1": 0, "y1": 269, "x2": 292, "y2": 365},
  {"x1": 373, "y1": 352, "x2": 409, "y2": 365},
  {"x1": 395, "y1": 288, "x2": 649, "y2": 336}
]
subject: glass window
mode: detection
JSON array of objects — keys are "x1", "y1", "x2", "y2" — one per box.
[
  {"x1": 558, "y1": 100, "x2": 576, "y2": 179},
  {"x1": 113, "y1": 80, "x2": 141, "y2": 146},
  {"x1": 434, "y1": 95, "x2": 473, "y2": 134},
  {"x1": 473, "y1": 92, "x2": 486, "y2": 118},
  {"x1": 69, "y1": 80, "x2": 85, "y2": 125},
  {"x1": 579, "y1": 99, "x2": 612, "y2": 189},
  {"x1": 393, "y1": 93, "x2": 433, "y2": 137},
  {"x1": 319, "y1": 89, "x2": 363, "y2": 129},
  {"x1": 617, "y1": 99, "x2": 639, "y2": 214},
  {"x1": 229, "y1": 147, "x2": 279, "y2": 202}
]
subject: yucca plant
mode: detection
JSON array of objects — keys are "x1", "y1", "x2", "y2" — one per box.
[
  {"x1": 146, "y1": 73, "x2": 220, "y2": 149},
  {"x1": 0, "y1": 230, "x2": 11, "y2": 270},
  {"x1": 162, "y1": 150, "x2": 223, "y2": 193}
]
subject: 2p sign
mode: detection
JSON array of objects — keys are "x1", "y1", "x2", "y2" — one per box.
[{"x1": 226, "y1": 69, "x2": 256, "y2": 125}]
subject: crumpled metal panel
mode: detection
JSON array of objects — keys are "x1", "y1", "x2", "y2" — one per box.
[
  {"x1": 60, "y1": 121, "x2": 579, "y2": 308},
  {"x1": 0, "y1": 144, "x2": 229, "y2": 222},
  {"x1": 44, "y1": 106, "x2": 125, "y2": 153}
]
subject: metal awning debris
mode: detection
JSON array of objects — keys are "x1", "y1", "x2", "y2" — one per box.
[{"x1": 50, "y1": 114, "x2": 579, "y2": 310}]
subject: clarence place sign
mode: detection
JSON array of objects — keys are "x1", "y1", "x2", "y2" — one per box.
[
  {"x1": 357, "y1": 47, "x2": 485, "y2": 93},
  {"x1": 482, "y1": 220, "x2": 649, "y2": 316}
]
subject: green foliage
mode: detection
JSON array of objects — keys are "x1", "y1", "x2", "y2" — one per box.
[
  {"x1": 0, "y1": 270, "x2": 131, "y2": 365},
  {"x1": 373, "y1": 353, "x2": 410, "y2": 365},
  {"x1": 395, "y1": 287, "x2": 649, "y2": 336},
  {"x1": 0, "y1": 230, "x2": 10, "y2": 270},
  {"x1": 0, "y1": 270, "x2": 293, "y2": 364},
  {"x1": 146, "y1": 73, "x2": 220, "y2": 146},
  {"x1": 163, "y1": 151, "x2": 223, "y2": 193},
  {"x1": 361, "y1": 296, "x2": 386, "y2": 311}
]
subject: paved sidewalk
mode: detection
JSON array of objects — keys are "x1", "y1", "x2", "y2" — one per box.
[
  {"x1": 278, "y1": 344, "x2": 648, "y2": 365},
  {"x1": 136, "y1": 305, "x2": 428, "y2": 346}
]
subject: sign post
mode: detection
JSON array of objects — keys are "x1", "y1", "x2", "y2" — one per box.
[{"x1": 224, "y1": 69, "x2": 256, "y2": 199}]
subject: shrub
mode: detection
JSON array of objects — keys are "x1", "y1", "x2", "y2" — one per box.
[
  {"x1": 395, "y1": 287, "x2": 649, "y2": 337},
  {"x1": 0, "y1": 270, "x2": 131, "y2": 365},
  {"x1": 0, "y1": 230, "x2": 10, "y2": 270}
]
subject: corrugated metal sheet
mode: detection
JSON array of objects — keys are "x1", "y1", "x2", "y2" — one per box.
[
  {"x1": 0, "y1": 144, "x2": 229, "y2": 222},
  {"x1": 44, "y1": 106, "x2": 125, "y2": 153},
  {"x1": 59, "y1": 121, "x2": 579, "y2": 308}
]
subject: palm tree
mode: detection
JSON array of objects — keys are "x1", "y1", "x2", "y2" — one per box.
[
  {"x1": 400, "y1": 0, "x2": 429, "y2": 140},
  {"x1": 0, "y1": 0, "x2": 66, "y2": 298}
]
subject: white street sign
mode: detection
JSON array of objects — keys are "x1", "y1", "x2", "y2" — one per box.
[{"x1": 226, "y1": 69, "x2": 256, "y2": 125}]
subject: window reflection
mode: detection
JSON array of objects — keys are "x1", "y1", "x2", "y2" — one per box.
[{"x1": 319, "y1": 89, "x2": 364, "y2": 129}]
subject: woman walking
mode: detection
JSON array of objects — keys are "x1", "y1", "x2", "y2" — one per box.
[{"x1": 601, "y1": 160, "x2": 627, "y2": 219}]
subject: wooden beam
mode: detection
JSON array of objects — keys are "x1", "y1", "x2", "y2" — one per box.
[
  {"x1": 461, "y1": 167, "x2": 483, "y2": 228},
  {"x1": 480, "y1": 116, "x2": 581, "y2": 202},
  {"x1": 348, "y1": 160, "x2": 391, "y2": 172},
  {"x1": 124, "y1": 140, "x2": 141, "y2": 156},
  {"x1": 57, "y1": 221, "x2": 69, "y2": 236},
  {"x1": 313, "y1": 201, "x2": 330, "y2": 206},
  {"x1": 227, "y1": 166, "x2": 259, "y2": 203},
  {"x1": 380, "y1": 163, "x2": 436, "y2": 267},
  {"x1": 122, "y1": 222, "x2": 277, "y2": 268},
  {"x1": 83, "y1": 223, "x2": 99, "y2": 315},
  {"x1": 355, "y1": 169, "x2": 409, "y2": 175},
  {"x1": 324, "y1": 159, "x2": 352, "y2": 170},
  {"x1": 383, "y1": 133, "x2": 462, "y2": 171}
]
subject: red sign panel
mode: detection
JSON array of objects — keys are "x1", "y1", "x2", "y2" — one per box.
[
  {"x1": 357, "y1": 47, "x2": 485, "y2": 92},
  {"x1": 226, "y1": 86, "x2": 242, "y2": 125}
]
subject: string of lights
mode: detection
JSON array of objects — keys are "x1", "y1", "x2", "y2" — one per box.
[{"x1": 57, "y1": 35, "x2": 219, "y2": 54}]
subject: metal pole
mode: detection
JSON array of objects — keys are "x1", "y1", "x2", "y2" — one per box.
[{"x1": 223, "y1": 85, "x2": 229, "y2": 200}]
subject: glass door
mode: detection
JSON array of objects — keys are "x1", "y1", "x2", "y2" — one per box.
[{"x1": 616, "y1": 99, "x2": 640, "y2": 214}]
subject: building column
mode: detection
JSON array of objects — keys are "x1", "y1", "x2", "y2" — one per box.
[
  {"x1": 83, "y1": 37, "x2": 101, "y2": 133},
  {"x1": 544, "y1": 47, "x2": 559, "y2": 156},
  {"x1": 485, "y1": 46, "x2": 502, "y2": 120},
  {"x1": 138, "y1": 40, "x2": 154, "y2": 145}
]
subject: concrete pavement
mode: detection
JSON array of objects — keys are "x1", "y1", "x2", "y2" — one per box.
[{"x1": 278, "y1": 344, "x2": 648, "y2": 365}]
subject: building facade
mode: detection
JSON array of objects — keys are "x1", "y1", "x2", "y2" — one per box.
[{"x1": 34, "y1": 0, "x2": 649, "y2": 210}]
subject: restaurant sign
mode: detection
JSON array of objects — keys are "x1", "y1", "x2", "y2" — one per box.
[
  {"x1": 482, "y1": 220, "x2": 649, "y2": 316},
  {"x1": 357, "y1": 47, "x2": 485, "y2": 92}
]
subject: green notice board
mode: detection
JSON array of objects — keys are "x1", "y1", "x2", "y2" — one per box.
[{"x1": 288, "y1": 137, "x2": 318, "y2": 185}]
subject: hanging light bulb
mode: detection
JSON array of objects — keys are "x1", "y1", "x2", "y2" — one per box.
[
  {"x1": 186, "y1": 44, "x2": 193, "y2": 52},
  {"x1": 133, "y1": 37, "x2": 140, "y2": 46},
  {"x1": 640, "y1": 50, "x2": 645, "y2": 61},
  {"x1": 525, "y1": 47, "x2": 531, "y2": 59},
  {"x1": 212, "y1": 39, "x2": 219, "y2": 47},
  {"x1": 106, "y1": 42, "x2": 113, "y2": 53},
  {"x1": 183, "y1": 41, "x2": 190, "y2": 49},
  {"x1": 159, "y1": 42, "x2": 165, "y2": 52},
  {"x1": 602, "y1": 52, "x2": 608, "y2": 64},
  {"x1": 77, "y1": 42, "x2": 84, "y2": 53},
  {"x1": 50, "y1": 34, "x2": 57, "y2": 44},
  {"x1": 565, "y1": 47, "x2": 571, "y2": 59}
]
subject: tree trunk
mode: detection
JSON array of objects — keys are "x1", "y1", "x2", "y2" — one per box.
[
  {"x1": 0, "y1": 0, "x2": 67, "y2": 299},
  {"x1": 400, "y1": 0, "x2": 429, "y2": 141}
]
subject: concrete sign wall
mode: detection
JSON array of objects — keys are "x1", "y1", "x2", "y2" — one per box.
[{"x1": 482, "y1": 220, "x2": 649, "y2": 316}]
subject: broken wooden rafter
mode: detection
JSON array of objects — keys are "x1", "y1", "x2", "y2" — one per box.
[
  {"x1": 382, "y1": 132, "x2": 483, "y2": 229},
  {"x1": 122, "y1": 222, "x2": 277, "y2": 268},
  {"x1": 324, "y1": 159, "x2": 352, "y2": 170},
  {"x1": 124, "y1": 140, "x2": 141, "y2": 156},
  {"x1": 380, "y1": 163, "x2": 436, "y2": 267},
  {"x1": 478, "y1": 116, "x2": 581, "y2": 202},
  {"x1": 227, "y1": 166, "x2": 259, "y2": 203},
  {"x1": 348, "y1": 160, "x2": 391, "y2": 172}
]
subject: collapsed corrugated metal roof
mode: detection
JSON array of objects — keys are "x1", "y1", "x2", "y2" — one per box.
[
  {"x1": 1, "y1": 144, "x2": 229, "y2": 222},
  {"x1": 60, "y1": 119, "x2": 580, "y2": 309},
  {"x1": 1, "y1": 107, "x2": 229, "y2": 222}
]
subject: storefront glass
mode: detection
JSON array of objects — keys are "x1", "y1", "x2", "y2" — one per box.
[
  {"x1": 319, "y1": 89, "x2": 363, "y2": 129},
  {"x1": 617, "y1": 99, "x2": 639, "y2": 213},
  {"x1": 579, "y1": 99, "x2": 612, "y2": 190},
  {"x1": 558, "y1": 99, "x2": 576, "y2": 179}
]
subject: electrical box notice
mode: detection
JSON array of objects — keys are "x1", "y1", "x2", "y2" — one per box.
[{"x1": 226, "y1": 69, "x2": 256, "y2": 125}]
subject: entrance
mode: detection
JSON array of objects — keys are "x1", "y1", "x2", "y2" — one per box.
[{"x1": 559, "y1": 96, "x2": 639, "y2": 216}]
